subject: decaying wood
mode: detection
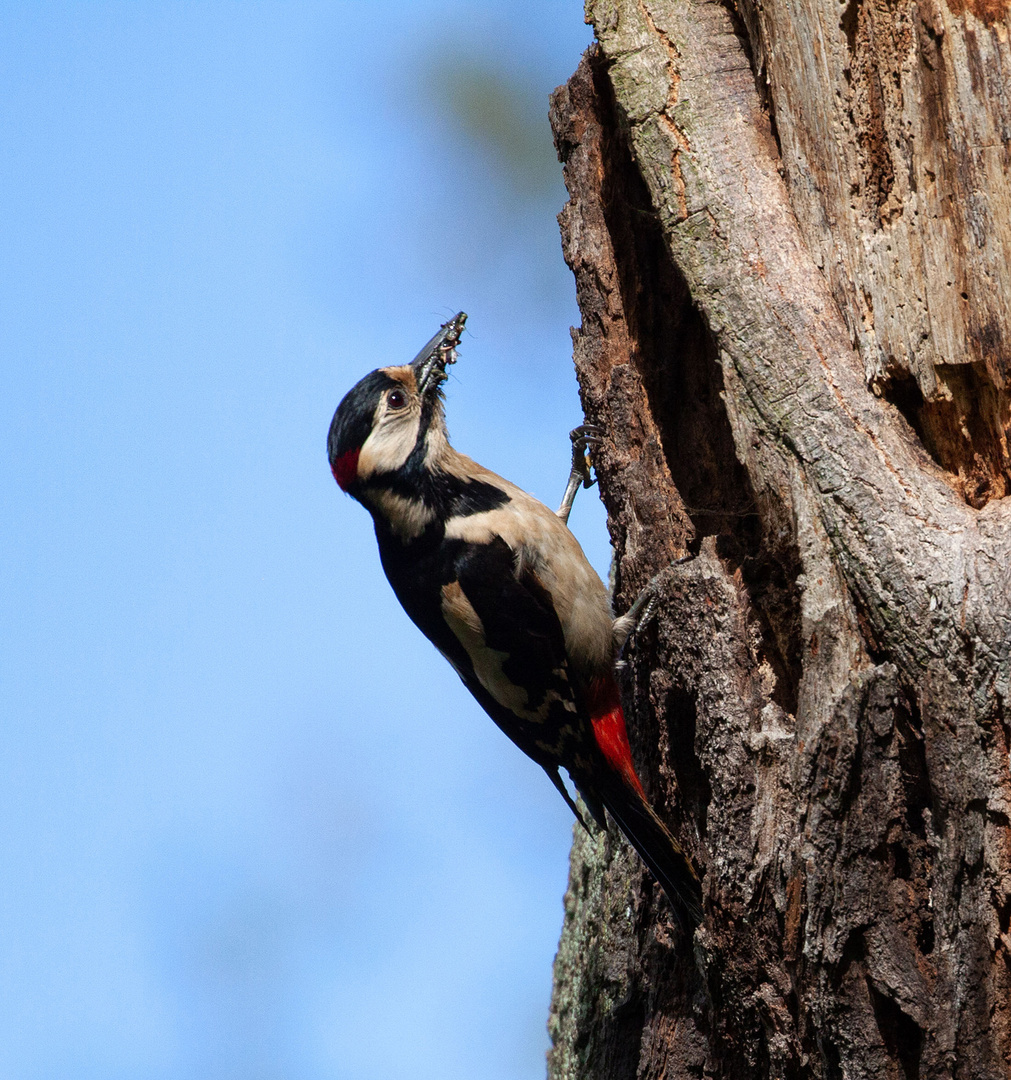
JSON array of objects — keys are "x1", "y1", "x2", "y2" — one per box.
[
  {"x1": 741, "y1": 0, "x2": 1011, "y2": 504},
  {"x1": 546, "y1": 0, "x2": 1011, "y2": 1074}
]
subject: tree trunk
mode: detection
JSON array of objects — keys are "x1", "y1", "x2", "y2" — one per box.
[{"x1": 546, "y1": 0, "x2": 1011, "y2": 1075}]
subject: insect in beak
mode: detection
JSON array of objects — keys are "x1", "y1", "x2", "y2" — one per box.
[{"x1": 410, "y1": 312, "x2": 467, "y2": 397}]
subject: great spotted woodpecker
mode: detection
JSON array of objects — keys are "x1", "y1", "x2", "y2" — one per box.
[{"x1": 327, "y1": 313, "x2": 701, "y2": 929}]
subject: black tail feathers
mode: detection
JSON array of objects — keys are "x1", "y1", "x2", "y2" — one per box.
[{"x1": 598, "y1": 777, "x2": 703, "y2": 932}]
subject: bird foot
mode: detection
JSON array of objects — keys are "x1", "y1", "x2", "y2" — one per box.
[
  {"x1": 557, "y1": 424, "x2": 604, "y2": 524},
  {"x1": 613, "y1": 554, "x2": 693, "y2": 667}
]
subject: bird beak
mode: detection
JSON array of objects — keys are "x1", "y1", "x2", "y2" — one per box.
[{"x1": 410, "y1": 312, "x2": 467, "y2": 397}]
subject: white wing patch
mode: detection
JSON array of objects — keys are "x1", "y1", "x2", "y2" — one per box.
[{"x1": 442, "y1": 485, "x2": 614, "y2": 680}]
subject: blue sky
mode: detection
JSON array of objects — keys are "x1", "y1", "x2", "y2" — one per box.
[{"x1": 0, "y1": 3, "x2": 607, "y2": 1078}]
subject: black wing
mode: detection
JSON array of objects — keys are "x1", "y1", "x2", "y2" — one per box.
[
  {"x1": 446, "y1": 537, "x2": 606, "y2": 821},
  {"x1": 448, "y1": 538, "x2": 583, "y2": 750},
  {"x1": 376, "y1": 524, "x2": 603, "y2": 824}
]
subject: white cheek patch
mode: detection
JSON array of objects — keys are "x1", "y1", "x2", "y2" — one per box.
[{"x1": 357, "y1": 407, "x2": 421, "y2": 480}]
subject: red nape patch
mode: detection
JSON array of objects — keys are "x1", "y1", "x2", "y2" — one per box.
[
  {"x1": 331, "y1": 448, "x2": 360, "y2": 491},
  {"x1": 588, "y1": 676, "x2": 646, "y2": 798}
]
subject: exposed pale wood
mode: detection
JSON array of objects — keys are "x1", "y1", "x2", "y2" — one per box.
[{"x1": 738, "y1": 0, "x2": 1011, "y2": 504}]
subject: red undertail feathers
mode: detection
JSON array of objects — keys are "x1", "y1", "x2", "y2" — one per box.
[
  {"x1": 587, "y1": 675, "x2": 646, "y2": 798},
  {"x1": 586, "y1": 674, "x2": 702, "y2": 930}
]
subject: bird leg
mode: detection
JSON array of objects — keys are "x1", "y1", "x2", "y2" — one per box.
[{"x1": 557, "y1": 425, "x2": 603, "y2": 524}]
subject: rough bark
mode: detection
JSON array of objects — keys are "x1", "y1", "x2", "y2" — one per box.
[{"x1": 546, "y1": 2, "x2": 1011, "y2": 1075}]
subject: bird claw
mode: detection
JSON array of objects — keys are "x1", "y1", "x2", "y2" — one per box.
[
  {"x1": 613, "y1": 554, "x2": 694, "y2": 666},
  {"x1": 569, "y1": 425, "x2": 603, "y2": 489},
  {"x1": 557, "y1": 424, "x2": 605, "y2": 523}
]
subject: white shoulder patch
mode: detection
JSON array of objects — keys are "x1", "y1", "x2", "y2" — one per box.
[{"x1": 443, "y1": 486, "x2": 615, "y2": 678}]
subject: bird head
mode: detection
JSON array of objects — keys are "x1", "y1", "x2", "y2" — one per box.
[{"x1": 327, "y1": 313, "x2": 466, "y2": 495}]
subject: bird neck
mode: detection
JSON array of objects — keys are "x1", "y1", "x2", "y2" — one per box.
[{"x1": 358, "y1": 430, "x2": 509, "y2": 545}]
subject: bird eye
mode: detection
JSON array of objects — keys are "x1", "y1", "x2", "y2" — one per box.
[{"x1": 387, "y1": 388, "x2": 407, "y2": 410}]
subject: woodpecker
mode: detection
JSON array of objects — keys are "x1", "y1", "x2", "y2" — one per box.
[{"x1": 327, "y1": 313, "x2": 701, "y2": 929}]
